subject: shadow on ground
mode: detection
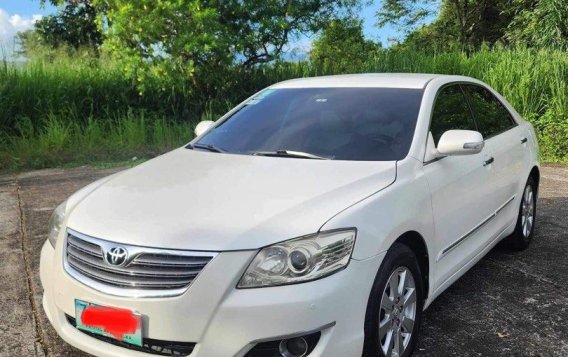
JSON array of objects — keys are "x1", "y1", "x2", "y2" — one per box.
[{"x1": 416, "y1": 195, "x2": 568, "y2": 356}]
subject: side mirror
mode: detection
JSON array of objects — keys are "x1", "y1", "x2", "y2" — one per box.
[
  {"x1": 437, "y1": 130, "x2": 484, "y2": 156},
  {"x1": 194, "y1": 120, "x2": 214, "y2": 137}
]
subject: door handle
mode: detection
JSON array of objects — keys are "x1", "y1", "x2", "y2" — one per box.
[
  {"x1": 483, "y1": 157, "x2": 494, "y2": 166},
  {"x1": 521, "y1": 137, "x2": 528, "y2": 144}
]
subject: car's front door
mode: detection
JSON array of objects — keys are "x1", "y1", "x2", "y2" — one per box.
[
  {"x1": 422, "y1": 84, "x2": 497, "y2": 289},
  {"x1": 462, "y1": 84, "x2": 525, "y2": 232}
]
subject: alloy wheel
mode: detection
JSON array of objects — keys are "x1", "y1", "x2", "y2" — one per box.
[
  {"x1": 521, "y1": 185, "x2": 535, "y2": 238},
  {"x1": 379, "y1": 267, "x2": 417, "y2": 357}
]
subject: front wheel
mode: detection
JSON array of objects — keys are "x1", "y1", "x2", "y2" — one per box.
[{"x1": 363, "y1": 243, "x2": 424, "y2": 357}]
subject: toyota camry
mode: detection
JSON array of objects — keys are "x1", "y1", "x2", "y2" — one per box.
[{"x1": 40, "y1": 74, "x2": 540, "y2": 357}]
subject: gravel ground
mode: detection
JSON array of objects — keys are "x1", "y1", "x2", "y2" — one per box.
[{"x1": 0, "y1": 164, "x2": 566, "y2": 357}]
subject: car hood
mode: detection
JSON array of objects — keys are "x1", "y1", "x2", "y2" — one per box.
[{"x1": 67, "y1": 148, "x2": 396, "y2": 251}]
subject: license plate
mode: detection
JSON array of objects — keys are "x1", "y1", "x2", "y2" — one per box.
[{"x1": 75, "y1": 299, "x2": 143, "y2": 347}]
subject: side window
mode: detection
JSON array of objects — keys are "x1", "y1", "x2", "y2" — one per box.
[
  {"x1": 462, "y1": 84, "x2": 516, "y2": 138},
  {"x1": 430, "y1": 85, "x2": 477, "y2": 146}
]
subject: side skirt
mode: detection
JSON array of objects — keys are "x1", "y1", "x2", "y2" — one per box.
[{"x1": 423, "y1": 221, "x2": 515, "y2": 310}]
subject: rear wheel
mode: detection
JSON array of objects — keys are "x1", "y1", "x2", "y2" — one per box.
[
  {"x1": 363, "y1": 243, "x2": 424, "y2": 357},
  {"x1": 507, "y1": 176, "x2": 537, "y2": 250}
]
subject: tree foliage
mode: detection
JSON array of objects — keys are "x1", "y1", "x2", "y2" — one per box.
[
  {"x1": 91, "y1": 0, "x2": 357, "y2": 95},
  {"x1": 376, "y1": 0, "x2": 438, "y2": 35},
  {"x1": 506, "y1": 0, "x2": 568, "y2": 50},
  {"x1": 398, "y1": 0, "x2": 516, "y2": 51},
  {"x1": 310, "y1": 19, "x2": 381, "y2": 71},
  {"x1": 19, "y1": 0, "x2": 103, "y2": 56},
  {"x1": 379, "y1": 0, "x2": 567, "y2": 51}
]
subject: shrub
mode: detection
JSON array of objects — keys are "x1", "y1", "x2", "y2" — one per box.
[{"x1": 0, "y1": 47, "x2": 566, "y2": 171}]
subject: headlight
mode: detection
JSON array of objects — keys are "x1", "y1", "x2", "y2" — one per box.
[
  {"x1": 237, "y1": 229, "x2": 356, "y2": 288},
  {"x1": 47, "y1": 201, "x2": 67, "y2": 248}
]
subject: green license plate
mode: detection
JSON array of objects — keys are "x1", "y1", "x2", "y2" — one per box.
[{"x1": 75, "y1": 299, "x2": 143, "y2": 347}]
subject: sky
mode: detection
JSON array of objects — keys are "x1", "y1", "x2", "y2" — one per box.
[
  {"x1": 0, "y1": 0, "x2": 402, "y2": 60},
  {"x1": 0, "y1": 1, "x2": 55, "y2": 57}
]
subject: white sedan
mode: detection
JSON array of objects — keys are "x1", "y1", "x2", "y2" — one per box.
[{"x1": 40, "y1": 74, "x2": 539, "y2": 357}]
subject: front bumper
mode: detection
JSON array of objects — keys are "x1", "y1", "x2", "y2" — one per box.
[{"x1": 40, "y1": 240, "x2": 385, "y2": 357}]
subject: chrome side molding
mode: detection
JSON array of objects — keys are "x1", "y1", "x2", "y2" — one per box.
[{"x1": 437, "y1": 194, "x2": 516, "y2": 261}]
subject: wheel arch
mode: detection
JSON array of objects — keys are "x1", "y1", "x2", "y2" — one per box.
[
  {"x1": 391, "y1": 231, "x2": 430, "y2": 299},
  {"x1": 529, "y1": 165, "x2": 540, "y2": 196}
]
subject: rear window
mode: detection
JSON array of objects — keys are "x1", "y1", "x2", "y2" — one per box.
[
  {"x1": 196, "y1": 87, "x2": 424, "y2": 161},
  {"x1": 462, "y1": 84, "x2": 516, "y2": 138}
]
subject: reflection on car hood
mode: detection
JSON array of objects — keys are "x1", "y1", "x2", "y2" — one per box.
[{"x1": 67, "y1": 148, "x2": 396, "y2": 251}]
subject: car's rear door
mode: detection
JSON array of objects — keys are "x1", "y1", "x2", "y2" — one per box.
[
  {"x1": 462, "y1": 84, "x2": 525, "y2": 232},
  {"x1": 423, "y1": 84, "x2": 497, "y2": 287}
]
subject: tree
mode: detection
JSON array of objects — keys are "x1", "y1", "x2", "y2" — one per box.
[
  {"x1": 37, "y1": 0, "x2": 102, "y2": 50},
  {"x1": 18, "y1": 0, "x2": 103, "y2": 57},
  {"x1": 507, "y1": 0, "x2": 568, "y2": 50},
  {"x1": 376, "y1": 0, "x2": 438, "y2": 36},
  {"x1": 15, "y1": 30, "x2": 47, "y2": 58},
  {"x1": 91, "y1": 0, "x2": 357, "y2": 95},
  {"x1": 310, "y1": 19, "x2": 381, "y2": 71},
  {"x1": 377, "y1": 0, "x2": 519, "y2": 51}
]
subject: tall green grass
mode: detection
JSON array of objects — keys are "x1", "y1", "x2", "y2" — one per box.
[
  {"x1": 0, "y1": 113, "x2": 193, "y2": 170},
  {"x1": 0, "y1": 47, "x2": 566, "y2": 171}
]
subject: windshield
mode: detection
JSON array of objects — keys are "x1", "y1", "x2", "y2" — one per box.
[{"x1": 195, "y1": 87, "x2": 424, "y2": 161}]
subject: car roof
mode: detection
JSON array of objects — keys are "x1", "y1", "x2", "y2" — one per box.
[{"x1": 270, "y1": 73, "x2": 476, "y2": 89}]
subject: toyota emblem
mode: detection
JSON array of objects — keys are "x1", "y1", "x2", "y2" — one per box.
[{"x1": 105, "y1": 247, "x2": 128, "y2": 266}]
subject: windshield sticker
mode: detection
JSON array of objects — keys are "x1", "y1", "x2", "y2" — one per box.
[{"x1": 247, "y1": 89, "x2": 275, "y2": 105}]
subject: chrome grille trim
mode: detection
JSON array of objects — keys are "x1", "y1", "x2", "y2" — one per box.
[{"x1": 63, "y1": 229, "x2": 217, "y2": 298}]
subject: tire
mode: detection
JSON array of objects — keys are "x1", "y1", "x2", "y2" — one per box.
[
  {"x1": 506, "y1": 175, "x2": 537, "y2": 251},
  {"x1": 363, "y1": 243, "x2": 424, "y2": 357}
]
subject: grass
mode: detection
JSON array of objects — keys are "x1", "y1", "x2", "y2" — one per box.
[
  {"x1": 0, "y1": 114, "x2": 193, "y2": 172},
  {"x1": 0, "y1": 47, "x2": 566, "y2": 172}
]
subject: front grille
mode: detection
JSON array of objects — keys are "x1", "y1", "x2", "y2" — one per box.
[
  {"x1": 66, "y1": 315, "x2": 196, "y2": 356},
  {"x1": 64, "y1": 229, "x2": 216, "y2": 297}
]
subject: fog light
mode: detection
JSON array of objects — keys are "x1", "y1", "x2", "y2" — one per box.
[
  {"x1": 278, "y1": 337, "x2": 308, "y2": 357},
  {"x1": 245, "y1": 331, "x2": 321, "y2": 357}
]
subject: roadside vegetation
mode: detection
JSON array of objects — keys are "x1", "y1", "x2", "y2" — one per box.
[{"x1": 0, "y1": 0, "x2": 566, "y2": 172}]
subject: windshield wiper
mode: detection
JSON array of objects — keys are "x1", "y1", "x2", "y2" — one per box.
[
  {"x1": 251, "y1": 150, "x2": 332, "y2": 160},
  {"x1": 188, "y1": 143, "x2": 226, "y2": 153}
]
